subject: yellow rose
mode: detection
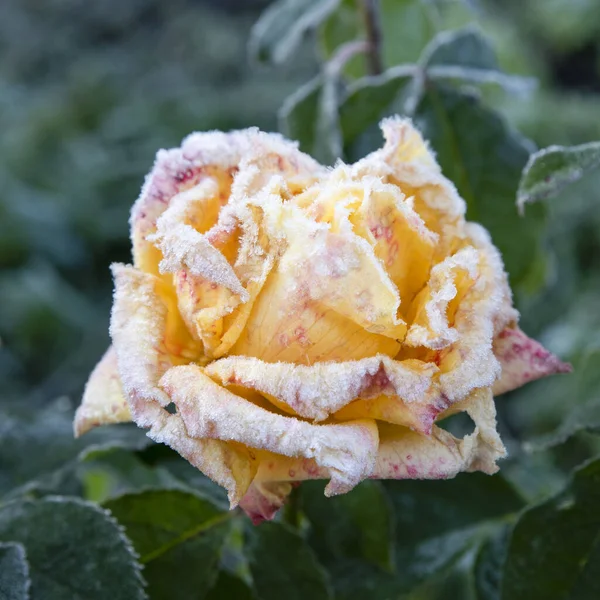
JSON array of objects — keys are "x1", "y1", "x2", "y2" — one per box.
[{"x1": 75, "y1": 118, "x2": 570, "y2": 523}]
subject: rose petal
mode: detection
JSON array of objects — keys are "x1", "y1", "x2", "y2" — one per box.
[
  {"x1": 296, "y1": 170, "x2": 438, "y2": 310},
  {"x1": 354, "y1": 117, "x2": 466, "y2": 251},
  {"x1": 373, "y1": 388, "x2": 505, "y2": 479},
  {"x1": 406, "y1": 246, "x2": 479, "y2": 350},
  {"x1": 238, "y1": 480, "x2": 294, "y2": 525},
  {"x1": 492, "y1": 326, "x2": 572, "y2": 395},
  {"x1": 73, "y1": 346, "x2": 131, "y2": 436},
  {"x1": 159, "y1": 363, "x2": 379, "y2": 496},
  {"x1": 109, "y1": 264, "x2": 257, "y2": 505},
  {"x1": 206, "y1": 354, "x2": 440, "y2": 430}
]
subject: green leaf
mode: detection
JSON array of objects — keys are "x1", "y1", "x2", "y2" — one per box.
[
  {"x1": 517, "y1": 141, "x2": 600, "y2": 210},
  {"x1": 473, "y1": 526, "x2": 510, "y2": 600},
  {"x1": 0, "y1": 542, "x2": 30, "y2": 600},
  {"x1": 104, "y1": 489, "x2": 232, "y2": 600},
  {"x1": 245, "y1": 521, "x2": 332, "y2": 600},
  {"x1": 422, "y1": 27, "x2": 534, "y2": 93},
  {"x1": 249, "y1": 0, "x2": 340, "y2": 65},
  {"x1": 0, "y1": 496, "x2": 146, "y2": 600},
  {"x1": 526, "y1": 348, "x2": 600, "y2": 449},
  {"x1": 503, "y1": 457, "x2": 600, "y2": 600},
  {"x1": 279, "y1": 71, "x2": 342, "y2": 165},
  {"x1": 384, "y1": 473, "x2": 524, "y2": 591},
  {"x1": 300, "y1": 480, "x2": 394, "y2": 571},
  {"x1": 413, "y1": 82, "x2": 546, "y2": 290},
  {"x1": 206, "y1": 571, "x2": 255, "y2": 600},
  {"x1": 339, "y1": 66, "x2": 416, "y2": 146},
  {"x1": 0, "y1": 398, "x2": 149, "y2": 499}
]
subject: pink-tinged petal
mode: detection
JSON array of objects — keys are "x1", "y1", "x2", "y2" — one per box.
[
  {"x1": 131, "y1": 129, "x2": 323, "y2": 277},
  {"x1": 109, "y1": 264, "x2": 257, "y2": 505},
  {"x1": 74, "y1": 346, "x2": 131, "y2": 437},
  {"x1": 159, "y1": 364, "x2": 379, "y2": 496},
  {"x1": 206, "y1": 354, "x2": 438, "y2": 427},
  {"x1": 421, "y1": 224, "x2": 518, "y2": 402},
  {"x1": 373, "y1": 388, "x2": 506, "y2": 479},
  {"x1": 353, "y1": 117, "x2": 466, "y2": 251},
  {"x1": 238, "y1": 481, "x2": 294, "y2": 525},
  {"x1": 492, "y1": 326, "x2": 572, "y2": 395}
]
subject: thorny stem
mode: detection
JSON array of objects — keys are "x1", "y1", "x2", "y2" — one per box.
[{"x1": 360, "y1": 0, "x2": 383, "y2": 75}]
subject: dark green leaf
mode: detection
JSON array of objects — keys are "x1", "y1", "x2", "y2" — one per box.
[
  {"x1": 339, "y1": 67, "x2": 415, "y2": 146},
  {"x1": 249, "y1": 0, "x2": 340, "y2": 65},
  {"x1": 526, "y1": 348, "x2": 600, "y2": 449},
  {"x1": 245, "y1": 521, "x2": 332, "y2": 600},
  {"x1": 422, "y1": 27, "x2": 534, "y2": 93},
  {"x1": 300, "y1": 480, "x2": 394, "y2": 571},
  {"x1": 423, "y1": 26, "x2": 499, "y2": 71},
  {"x1": 206, "y1": 571, "x2": 255, "y2": 600},
  {"x1": 0, "y1": 398, "x2": 149, "y2": 499},
  {"x1": 474, "y1": 526, "x2": 510, "y2": 600},
  {"x1": 0, "y1": 497, "x2": 146, "y2": 600},
  {"x1": 279, "y1": 72, "x2": 342, "y2": 165},
  {"x1": 517, "y1": 141, "x2": 600, "y2": 209},
  {"x1": 503, "y1": 457, "x2": 600, "y2": 600},
  {"x1": 104, "y1": 489, "x2": 231, "y2": 600},
  {"x1": 413, "y1": 82, "x2": 545, "y2": 290},
  {"x1": 0, "y1": 542, "x2": 30, "y2": 600},
  {"x1": 384, "y1": 473, "x2": 524, "y2": 590}
]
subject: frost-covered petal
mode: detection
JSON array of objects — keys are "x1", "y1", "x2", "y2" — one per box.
[
  {"x1": 373, "y1": 388, "x2": 505, "y2": 479},
  {"x1": 159, "y1": 363, "x2": 379, "y2": 496},
  {"x1": 238, "y1": 481, "x2": 294, "y2": 525},
  {"x1": 354, "y1": 117, "x2": 466, "y2": 250},
  {"x1": 296, "y1": 171, "x2": 438, "y2": 310},
  {"x1": 109, "y1": 264, "x2": 256, "y2": 505},
  {"x1": 406, "y1": 246, "x2": 479, "y2": 350},
  {"x1": 492, "y1": 326, "x2": 572, "y2": 395},
  {"x1": 206, "y1": 354, "x2": 439, "y2": 430},
  {"x1": 74, "y1": 346, "x2": 131, "y2": 436}
]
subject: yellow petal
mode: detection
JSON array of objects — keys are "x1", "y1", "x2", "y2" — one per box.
[
  {"x1": 405, "y1": 246, "x2": 479, "y2": 350},
  {"x1": 373, "y1": 388, "x2": 505, "y2": 479},
  {"x1": 206, "y1": 354, "x2": 438, "y2": 429},
  {"x1": 74, "y1": 346, "x2": 131, "y2": 437},
  {"x1": 492, "y1": 326, "x2": 572, "y2": 396},
  {"x1": 159, "y1": 363, "x2": 379, "y2": 496},
  {"x1": 109, "y1": 263, "x2": 256, "y2": 505}
]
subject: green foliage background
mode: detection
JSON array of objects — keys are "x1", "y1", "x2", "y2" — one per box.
[{"x1": 1, "y1": 0, "x2": 600, "y2": 598}]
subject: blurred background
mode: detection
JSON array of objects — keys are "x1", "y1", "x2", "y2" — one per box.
[{"x1": 0, "y1": 0, "x2": 599, "y2": 495}]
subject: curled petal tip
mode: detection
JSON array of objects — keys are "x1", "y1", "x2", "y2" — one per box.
[{"x1": 493, "y1": 326, "x2": 572, "y2": 396}]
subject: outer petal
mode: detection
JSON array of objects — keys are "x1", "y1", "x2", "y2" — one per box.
[
  {"x1": 109, "y1": 263, "x2": 257, "y2": 505},
  {"x1": 159, "y1": 364, "x2": 379, "y2": 496},
  {"x1": 238, "y1": 481, "x2": 294, "y2": 525},
  {"x1": 373, "y1": 388, "x2": 506, "y2": 479},
  {"x1": 206, "y1": 354, "x2": 444, "y2": 433},
  {"x1": 492, "y1": 326, "x2": 572, "y2": 395},
  {"x1": 73, "y1": 346, "x2": 131, "y2": 436}
]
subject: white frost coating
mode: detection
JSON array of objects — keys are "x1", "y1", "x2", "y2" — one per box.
[
  {"x1": 109, "y1": 264, "x2": 255, "y2": 505},
  {"x1": 160, "y1": 364, "x2": 379, "y2": 496},
  {"x1": 74, "y1": 346, "x2": 131, "y2": 436},
  {"x1": 406, "y1": 246, "x2": 480, "y2": 350},
  {"x1": 437, "y1": 224, "x2": 517, "y2": 400},
  {"x1": 206, "y1": 354, "x2": 437, "y2": 421}
]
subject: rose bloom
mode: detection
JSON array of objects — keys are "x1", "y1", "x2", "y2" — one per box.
[{"x1": 75, "y1": 118, "x2": 570, "y2": 523}]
